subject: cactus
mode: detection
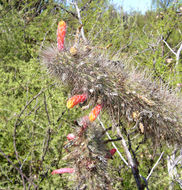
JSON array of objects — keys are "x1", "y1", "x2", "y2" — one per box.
[
  {"x1": 41, "y1": 20, "x2": 182, "y2": 189},
  {"x1": 41, "y1": 30, "x2": 182, "y2": 145},
  {"x1": 63, "y1": 122, "x2": 115, "y2": 190}
]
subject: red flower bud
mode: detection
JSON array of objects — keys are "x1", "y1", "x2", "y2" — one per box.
[
  {"x1": 57, "y1": 21, "x2": 66, "y2": 51},
  {"x1": 67, "y1": 94, "x2": 87, "y2": 109},
  {"x1": 51, "y1": 168, "x2": 75, "y2": 175},
  {"x1": 109, "y1": 148, "x2": 116, "y2": 156},
  {"x1": 67, "y1": 133, "x2": 75, "y2": 141},
  {"x1": 105, "y1": 148, "x2": 117, "y2": 159},
  {"x1": 89, "y1": 104, "x2": 102, "y2": 122}
]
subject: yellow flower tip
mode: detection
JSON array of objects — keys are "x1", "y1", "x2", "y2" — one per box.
[
  {"x1": 58, "y1": 20, "x2": 66, "y2": 27},
  {"x1": 89, "y1": 113, "x2": 95, "y2": 122},
  {"x1": 66, "y1": 100, "x2": 73, "y2": 109}
]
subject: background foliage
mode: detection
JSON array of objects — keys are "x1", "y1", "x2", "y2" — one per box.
[{"x1": 0, "y1": 0, "x2": 182, "y2": 189}]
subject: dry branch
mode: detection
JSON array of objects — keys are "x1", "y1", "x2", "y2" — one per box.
[
  {"x1": 116, "y1": 126, "x2": 144, "y2": 190},
  {"x1": 0, "y1": 148, "x2": 38, "y2": 189},
  {"x1": 146, "y1": 151, "x2": 164, "y2": 181},
  {"x1": 72, "y1": 1, "x2": 87, "y2": 43},
  {"x1": 163, "y1": 40, "x2": 182, "y2": 69},
  {"x1": 98, "y1": 117, "x2": 129, "y2": 166}
]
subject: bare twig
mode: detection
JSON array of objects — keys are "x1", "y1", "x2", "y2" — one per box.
[
  {"x1": 41, "y1": 128, "x2": 51, "y2": 163},
  {"x1": 25, "y1": 99, "x2": 40, "y2": 118},
  {"x1": 11, "y1": 85, "x2": 54, "y2": 189},
  {"x1": 71, "y1": 1, "x2": 87, "y2": 43},
  {"x1": 80, "y1": 0, "x2": 93, "y2": 12},
  {"x1": 15, "y1": 89, "x2": 45, "y2": 126},
  {"x1": 171, "y1": 154, "x2": 182, "y2": 170},
  {"x1": 15, "y1": 84, "x2": 55, "y2": 127},
  {"x1": 57, "y1": 110, "x2": 67, "y2": 123},
  {"x1": 13, "y1": 123, "x2": 26, "y2": 189},
  {"x1": 146, "y1": 151, "x2": 164, "y2": 181},
  {"x1": 140, "y1": 175, "x2": 149, "y2": 190},
  {"x1": 0, "y1": 165, "x2": 13, "y2": 183},
  {"x1": 163, "y1": 40, "x2": 182, "y2": 68},
  {"x1": 56, "y1": 4, "x2": 78, "y2": 19},
  {"x1": 98, "y1": 117, "x2": 129, "y2": 166},
  {"x1": 0, "y1": 148, "x2": 38, "y2": 189},
  {"x1": 20, "y1": 152, "x2": 31, "y2": 170},
  {"x1": 12, "y1": 88, "x2": 50, "y2": 189},
  {"x1": 103, "y1": 137, "x2": 122, "y2": 144},
  {"x1": 167, "y1": 148, "x2": 182, "y2": 188},
  {"x1": 44, "y1": 93, "x2": 51, "y2": 125},
  {"x1": 163, "y1": 40, "x2": 176, "y2": 55},
  {"x1": 176, "y1": 43, "x2": 182, "y2": 67},
  {"x1": 40, "y1": 19, "x2": 57, "y2": 50},
  {"x1": 116, "y1": 126, "x2": 144, "y2": 190}
]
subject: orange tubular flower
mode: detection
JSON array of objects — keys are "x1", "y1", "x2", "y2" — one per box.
[
  {"x1": 67, "y1": 94, "x2": 87, "y2": 109},
  {"x1": 89, "y1": 104, "x2": 102, "y2": 122},
  {"x1": 57, "y1": 21, "x2": 66, "y2": 51},
  {"x1": 51, "y1": 168, "x2": 75, "y2": 175}
]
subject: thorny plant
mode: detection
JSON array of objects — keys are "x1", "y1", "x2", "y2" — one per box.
[
  {"x1": 0, "y1": 2, "x2": 181, "y2": 190},
  {"x1": 40, "y1": 9, "x2": 182, "y2": 189}
]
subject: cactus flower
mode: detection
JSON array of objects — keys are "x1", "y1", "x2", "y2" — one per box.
[
  {"x1": 89, "y1": 104, "x2": 102, "y2": 122},
  {"x1": 51, "y1": 168, "x2": 75, "y2": 175},
  {"x1": 67, "y1": 133, "x2": 75, "y2": 141},
  {"x1": 57, "y1": 20, "x2": 66, "y2": 51},
  {"x1": 67, "y1": 94, "x2": 87, "y2": 109}
]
